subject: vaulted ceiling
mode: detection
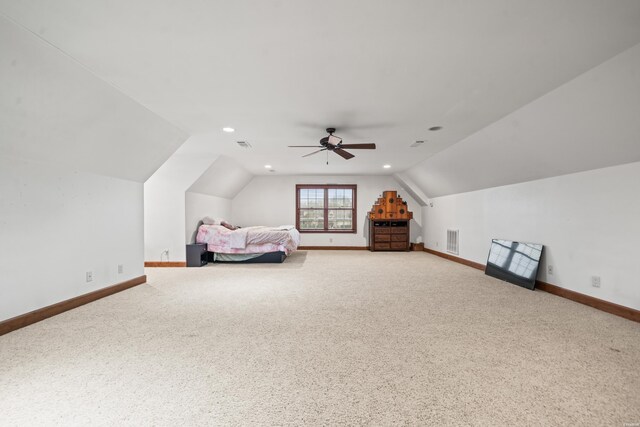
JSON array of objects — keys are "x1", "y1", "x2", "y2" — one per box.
[
  {"x1": 2, "y1": 1, "x2": 640, "y2": 193},
  {"x1": 0, "y1": 14, "x2": 186, "y2": 182}
]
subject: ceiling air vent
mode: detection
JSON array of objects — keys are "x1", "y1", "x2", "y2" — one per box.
[
  {"x1": 447, "y1": 229, "x2": 459, "y2": 255},
  {"x1": 236, "y1": 141, "x2": 252, "y2": 148},
  {"x1": 410, "y1": 140, "x2": 425, "y2": 148}
]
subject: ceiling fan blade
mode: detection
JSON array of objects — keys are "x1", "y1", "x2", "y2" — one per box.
[
  {"x1": 337, "y1": 143, "x2": 376, "y2": 149},
  {"x1": 327, "y1": 135, "x2": 342, "y2": 146},
  {"x1": 289, "y1": 145, "x2": 323, "y2": 147},
  {"x1": 333, "y1": 148, "x2": 355, "y2": 160},
  {"x1": 303, "y1": 148, "x2": 327, "y2": 158}
]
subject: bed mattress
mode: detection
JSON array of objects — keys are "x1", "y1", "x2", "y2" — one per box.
[{"x1": 196, "y1": 224, "x2": 300, "y2": 255}]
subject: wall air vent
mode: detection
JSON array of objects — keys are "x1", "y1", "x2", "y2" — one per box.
[
  {"x1": 410, "y1": 140, "x2": 425, "y2": 148},
  {"x1": 236, "y1": 141, "x2": 252, "y2": 148},
  {"x1": 447, "y1": 229, "x2": 459, "y2": 255}
]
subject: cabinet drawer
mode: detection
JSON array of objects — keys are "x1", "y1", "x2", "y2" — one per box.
[
  {"x1": 374, "y1": 243, "x2": 391, "y2": 250},
  {"x1": 391, "y1": 242, "x2": 408, "y2": 250},
  {"x1": 375, "y1": 234, "x2": 391, "y2": 242},
  {"x1": 391, "y1": 234, "x2": 406, "y2": 242},
  {"x1": 391, "y1": 227, "x2": 408, "y2": 234},
  {"x1": 375, "y1": 227, "x2": 391, "y2": 234}
]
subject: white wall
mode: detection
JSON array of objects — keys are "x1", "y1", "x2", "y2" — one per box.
[
  {"x1": 423, "y1": 161, "x2": 640, "y2": 310},
  {"x1": 185, "y1": 192, "x2": 232, "y2": 244},
  {"x1": 144, "y1": 149, "x2": 220, "y2": 262},
  {"x1": 0, "y1": 156, "x2": 144, "y2": 321},
  {"x1": 232, "y1": 175, "x2": 422, "y2": 247},
  {"x1": 0, "y1": 16, "x2": 185, "y2": 322}
]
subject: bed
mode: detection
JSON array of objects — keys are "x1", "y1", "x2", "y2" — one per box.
[{"x1": 195, "y1": 222, "x2": 300, "y2": 263}]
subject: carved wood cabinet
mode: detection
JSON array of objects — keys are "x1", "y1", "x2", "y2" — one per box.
[
  {"x1": 370, "y1": 220, "x2": 410, "y2": 251},
  {"x1": 368, "y1": 191, "x2": 413, "y2": 252}
]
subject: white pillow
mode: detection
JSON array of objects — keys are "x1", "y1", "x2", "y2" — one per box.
[
  {"x1": 276, "y1": 225, "x2": 295, "y2": 230},
  {"x1": 202, "y1": 217, "x2": 225, "y2": 225}
]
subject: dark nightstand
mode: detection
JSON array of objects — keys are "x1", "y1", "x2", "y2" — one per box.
[{"x1": 186, "y1": 243, "x2": 208, "y2": 267}]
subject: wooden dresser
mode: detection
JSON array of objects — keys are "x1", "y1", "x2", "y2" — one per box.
[
  {"x1": 368, "y1": 191, "x2": 413, "y2": 252},
  {"x1": 370, "y1": 220, "x2": 410, "y2": 251}
]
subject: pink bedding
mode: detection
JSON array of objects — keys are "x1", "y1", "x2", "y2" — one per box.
[{"x1": 196, "y1": 225, "x2": 300, "y2": 255}]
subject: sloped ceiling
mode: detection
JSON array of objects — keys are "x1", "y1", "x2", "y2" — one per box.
[
  {"x1": 2, "y1": 0, "x2": 640, "y2": 180},
  {"x1": 187, "y1": 156, "x2": 253, "y2": 199},
  {"x1": 405, "y1": 42, "x2": 640, "y2": 197},
  {"x1": 0, "y1": 16, "x2": 187, "y2": 182}
]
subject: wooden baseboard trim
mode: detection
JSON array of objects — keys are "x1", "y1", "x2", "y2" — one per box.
[
  {"x1": 422, "y1": 248, "x2": 639, "y2": 323},
  {"x1": 144, "y1": 261, "x2": 187, "y2": 267},
  {"x1": 0, "y1": 275, "x2": 147, "y2": 336},
  {"x1": 298, "y1": 246, "x2": 369, "y2": 250},
  {"x1": 535, "y1": 281, "x2": 640, "y2": 323},
  {"x1": 423, "y1": 248, "x2": 485, "y2": 270}
]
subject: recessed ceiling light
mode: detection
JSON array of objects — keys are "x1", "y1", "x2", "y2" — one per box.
[
  {"x1": 222, "y1": 127, "x2": 235, "y2": 133},
  {"x1": 383, "y1": 164, "x2": 391, "y2": 169},
  {"x1": 429, "y1": 126, "x2": 442, "y2": 131},
  {"x1": 264, "y1": 165, "x2": 272, "y2": 169}
]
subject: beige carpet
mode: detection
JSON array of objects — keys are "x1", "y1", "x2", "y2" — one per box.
[{"x1": 1, "y1": 251, "x2": 639, "y2": 426}]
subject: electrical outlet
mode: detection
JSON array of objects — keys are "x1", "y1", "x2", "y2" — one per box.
[
  {"x1": 436, "y1": 242, "x2": 438, "y2": 247},
  {"x1": 591, "y1": 276, "x2": 601, "y2": 288},
  {"x1": 118, "y1": 264, "x2": 123, "y2": 274},
  {"x1": 86, "y1": 271, "x2": 93, "y2": 282},
  {"x1": 329, "y1": 238, "x2": 333, "y2": 243},
  {"x1": 547, "y1": 265, "x2": 553, "y2": 276}
]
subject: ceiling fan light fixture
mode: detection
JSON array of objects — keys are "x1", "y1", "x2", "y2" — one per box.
[
  {"x1": 289, "y1": 127, "x2": 377, "y2": 160},
  {"x1": 327, "y1": 134, "x2": 342, "y2": 146}
]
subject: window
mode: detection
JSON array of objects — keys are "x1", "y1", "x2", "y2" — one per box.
[{"x1": 296, "y1": 185, "x2": 357, "y2": 233}]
